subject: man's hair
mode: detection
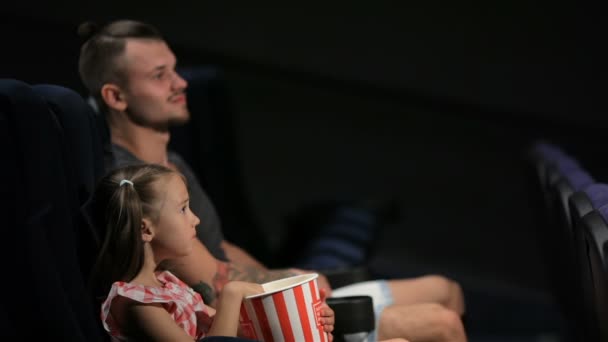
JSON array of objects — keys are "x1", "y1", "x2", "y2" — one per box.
[{"x1": 78, "y1": 20, "x2": 163, "y2": 112}]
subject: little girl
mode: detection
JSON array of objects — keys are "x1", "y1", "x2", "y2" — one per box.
[{"x1": 89, "y1": 164, "x2": 335, "y2": 341}]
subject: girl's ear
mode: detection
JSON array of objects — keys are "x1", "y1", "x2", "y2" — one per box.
[{"x1": 141, "y1": 218, "x2": 154, "y2": 242}]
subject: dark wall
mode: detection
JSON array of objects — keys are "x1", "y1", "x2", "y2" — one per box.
[
  {"x1": 2, "y1": 1, "x2": 600, "y2": 121},
  {"x1": 0, "y1": 15, "x2": 82, "y2": 89}
]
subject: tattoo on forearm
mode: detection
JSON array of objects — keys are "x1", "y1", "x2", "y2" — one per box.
[
  {"x1": 212, "y1": 261, "x2": 230, "y2": 294},
  {"x1": 191, "y1": 281, "x2": 216, "y2": 305},
  {"x1": 191, "y1": 261, "x2": 297, "y2": 307}
]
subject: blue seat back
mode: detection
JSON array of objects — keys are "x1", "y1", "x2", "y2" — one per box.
[
  {"x1": 578, "y1": 204, "x2": 608, "y2": 341},
  {"x1": 34, "y1": 84, "x2": 108, "y2": 280},
  {"x1": 0, "y1": 79, "x2": 102, "y2": 341}
]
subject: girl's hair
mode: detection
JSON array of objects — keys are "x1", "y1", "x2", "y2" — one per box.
[{"x1": 89, "y1": 163, "x2": 176, "y2": 295}]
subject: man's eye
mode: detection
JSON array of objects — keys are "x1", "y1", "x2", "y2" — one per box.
[{"x1": 154, "y1": 73, "x2": 164, "y2": 79}]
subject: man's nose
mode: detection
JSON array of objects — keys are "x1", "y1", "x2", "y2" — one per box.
[{"x1": 172, "y1": 72, "x2": 188, "y2": 90}]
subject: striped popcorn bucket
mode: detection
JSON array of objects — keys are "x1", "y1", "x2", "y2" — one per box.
[{"x1": 239, "y1": 273, "x2": 328, "y2": 342}]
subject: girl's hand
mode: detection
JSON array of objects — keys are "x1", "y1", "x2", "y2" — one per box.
[
  {"x1": 208, "y1": 281, "x2": 264, "y2": 337},
  {"x1": 223, "y1": 281, "x2": 264, "y2": 299},
  {"x1": 319, "y1": 288, "x2": 335, "y2": 342}
]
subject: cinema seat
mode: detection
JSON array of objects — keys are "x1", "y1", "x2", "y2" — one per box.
[
  {"x1": 577, "y1": 204, "x2": 608, "y2": 341},
  {"x1": 0, "y1": 79, "x2": 102, "y2": 340}
]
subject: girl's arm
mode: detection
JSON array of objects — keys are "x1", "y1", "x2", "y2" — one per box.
[
  {"x1": 163, "y1": 238, "x2": 293, "y2": 307},
  {"x1": 124, "y1": 302, "x2": 196, "y2": 341},
  {"x1": 206, "y1": 281, "x2": 263, "y2": 337}
]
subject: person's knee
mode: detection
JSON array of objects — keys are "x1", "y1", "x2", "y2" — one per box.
[
  {"x1": 421, "y1": 274, "x2": 452, "y2": 288},
  {"x1": 449, "y1": 280, "x2": 466, "y2": 314},
  {"x1": 421, "y1": 275, "x2": 453, "y2": 300},
  {"x1": 378, "y1": 306, "x2": 403, "y2": 332},
  {"x1": 422, "y1": 275, "x2": 465, "y2": 313},
  {"x1": 432, "y1": 305, "x2": 466, "y2": 341},
  {"x1": 380, "y1": 303, "x2": 465, "y2": 341}
]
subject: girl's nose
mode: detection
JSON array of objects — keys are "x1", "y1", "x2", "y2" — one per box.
[{"x1": 192, "y1": 213, "x2": 200, "y2": 227}]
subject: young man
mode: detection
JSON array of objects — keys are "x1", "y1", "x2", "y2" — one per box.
[{"x1": 79, "y1": 20, "x2": 467, "y2": 342}]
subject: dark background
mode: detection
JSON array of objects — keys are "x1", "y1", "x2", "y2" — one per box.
[{"x1": 1, "y1": 2, "x2": 604, "y2": 338}]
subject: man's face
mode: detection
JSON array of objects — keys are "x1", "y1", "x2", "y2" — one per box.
[{"x1": 119, "y1": 39, "x2": 189, "y2": 130}]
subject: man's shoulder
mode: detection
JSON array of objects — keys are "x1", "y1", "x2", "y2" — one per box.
[
  {"x1": 167, "y1": 150, "x2": 195, "y2": 174},
  {"x1": 107, "y1": 144, "x2": 145, "y2": 170},
  {"x1": 167, "y1": 150, "x2": 186, "y2": 165},
  {"x1": 105, "y1": 145, "x2": 196, "y2": 180}
]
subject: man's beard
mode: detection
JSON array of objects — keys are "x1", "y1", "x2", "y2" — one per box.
[
  {"x1": 126, "y1": 109, "x2": 191, "y2": 132},
  {"x1": 167, "y1": 111, "x2": 191, "y2": 126}
]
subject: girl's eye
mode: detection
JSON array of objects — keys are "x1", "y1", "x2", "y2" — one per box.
[
  {"x1": 154, "y1": 72, "x2": 164, "y2": 80},
  {"x1": 181, "y1": 206, "x2": 187, "y2": 213}
]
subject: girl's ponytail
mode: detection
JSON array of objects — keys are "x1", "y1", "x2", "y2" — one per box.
[{"x1": 89, "y1": 164, "x2": 174, "y2": 296}]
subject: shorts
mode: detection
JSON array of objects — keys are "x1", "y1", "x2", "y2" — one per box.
[{"x1": 331, "y1": 280, "x2": 393, "y2": 342}]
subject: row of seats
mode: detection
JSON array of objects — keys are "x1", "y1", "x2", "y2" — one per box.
[
  {"x1": 0, "y1": 74, "x2": 375, "y2": 341},
  {"x1": 528, "y1": 141, "x2": 608, "y2": 341}
]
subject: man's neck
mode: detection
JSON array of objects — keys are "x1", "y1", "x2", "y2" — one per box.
[{"x1": 108, "y1": 112, "x2": 171, "y2": 166}]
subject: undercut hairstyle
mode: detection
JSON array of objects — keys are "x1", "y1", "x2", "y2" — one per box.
[
  {"x1": 77, "y1": 20, "x2": 163, "y2": 113},
  {"x1": 88, "y1": 164, "x2": 176, "y2": 296}
]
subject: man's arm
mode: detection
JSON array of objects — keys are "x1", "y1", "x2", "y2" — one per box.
[
  {"x1": 160, "y1": 239, "x2": 219, "y2": 304},
  {"x1": 162, "y1": 239, "x2": 296, "y2": 307},
  {"x1": 220, "y1": 240, "x2": 268, "y2": 270},
  {"x1": 220, "y1": 240, "x2": 333, "y2": 295}
]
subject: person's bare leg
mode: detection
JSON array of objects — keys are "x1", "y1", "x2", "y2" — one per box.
[
  {"x1": 377, "y1": 303, "x2": 467, "y2": 342},
  {"x1": 387, "y1": 275, "x2": 465, "y2": 314}
]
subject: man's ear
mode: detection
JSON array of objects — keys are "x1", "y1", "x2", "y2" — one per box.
[
  {"x1": 141, "y1": 218, "x2": 155, "y2": 242},
  {"x1": 101, "y1": 83, "x2": 128, "y2": 112}
]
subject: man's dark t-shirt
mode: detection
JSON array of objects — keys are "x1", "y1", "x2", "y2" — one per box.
[{"x1": 109, "y1": 144, "x2": 228, "y2": 261}]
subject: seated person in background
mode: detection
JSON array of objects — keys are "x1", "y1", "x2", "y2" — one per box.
[
  {"x1": 79, "y1": 19, "x2": 467, "y2": 342},
  {"x1": 89, "y1": 163, "x2": 336, "y2": 340}
]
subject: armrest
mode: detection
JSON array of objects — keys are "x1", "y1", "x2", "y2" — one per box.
[{"x1": 326, "y1": 295, "x2": 375, "y2": 342}]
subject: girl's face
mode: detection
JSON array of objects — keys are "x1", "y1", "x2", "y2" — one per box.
[{"x1": 149, "y1": 174, "x2": 200, "y2": 259}]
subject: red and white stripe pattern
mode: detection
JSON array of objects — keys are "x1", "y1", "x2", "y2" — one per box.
[{"x1": 239, "y1": 278, "x2": 328, "y2": 342}]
